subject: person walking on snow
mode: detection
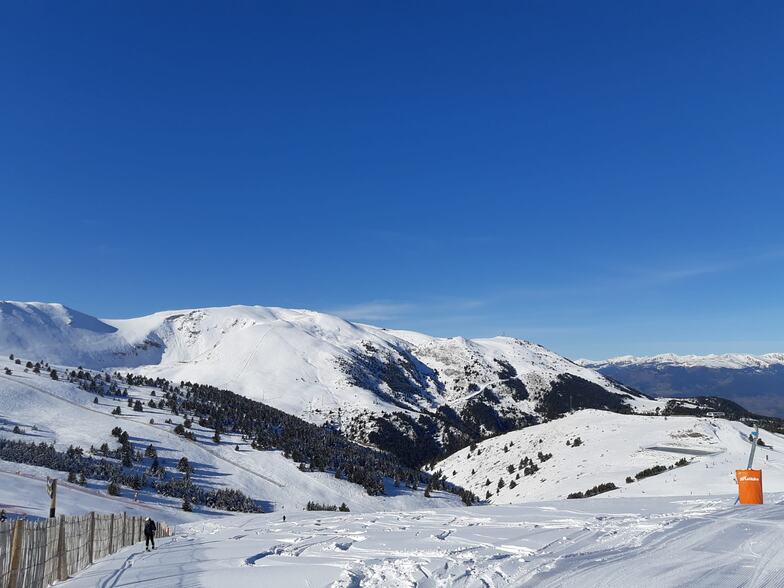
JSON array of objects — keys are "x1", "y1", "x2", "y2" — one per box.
[{"x1": 144, "y1": 517, "x2": 157, "y2": 551}]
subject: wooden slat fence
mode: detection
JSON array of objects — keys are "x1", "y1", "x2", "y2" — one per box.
[{"x1": 0, "y1": 514, "x2": 171, "y2": 588}]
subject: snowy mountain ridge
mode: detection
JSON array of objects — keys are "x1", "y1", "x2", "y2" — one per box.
[{"x1": 578, "y1": 352, "x2": 784, "y2": 370}]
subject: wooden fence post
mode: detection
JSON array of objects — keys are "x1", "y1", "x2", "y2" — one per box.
[
  {"x1": 88, "y1": 512, "x2": 96, "y2": 565},
  {"x1": 121, "y1": 513, "x2": 127, "y2": 547},
  {"x1": 57, "y1": 514, "x2": 67, "y2": 581},
  {"x1": 7, "y1": 519, "x2": 24, "y2": 588},
  {"x1": 47, "y1": 477, "x2": 57, "y2": 519},
  {"x1": 108, "y1": 514, "x2": 114, "y2": 553}
]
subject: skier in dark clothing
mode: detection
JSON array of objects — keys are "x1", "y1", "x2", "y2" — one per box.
[{"x1": 144, "y1": 517, "x2": 157, "y2": 551}]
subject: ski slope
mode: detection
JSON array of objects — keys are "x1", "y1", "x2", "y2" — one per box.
[
  {"x1": 431, "y1": 409, "x2": 784, "y2": 503},
  {"x1": 0, "y1": 356, "x2": 461, "y2": 520},
  {"x1": 61, "y1": 494, "x2": 784, "y2": 587}
]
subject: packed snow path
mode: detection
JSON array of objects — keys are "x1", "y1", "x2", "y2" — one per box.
[{"x1": 64, "y1": 495, "x2": 784, "y2": 587}]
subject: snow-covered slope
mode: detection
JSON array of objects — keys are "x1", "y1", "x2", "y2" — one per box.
[
  {"x1": 63, "y1": 495, "x2": 784, "y2": 587},
  {"x1": 431, "y1": 409, "x2": 784, "y2": 503},
  {"x1": 0, "y1": 301, "x2": 659, "y2": 462},
  {"x1": 579, "y1": 353, "x2": 784, "y2": 417},
  {"x1": 0, "y1": 355, "x2": 460, "y2": 520}
]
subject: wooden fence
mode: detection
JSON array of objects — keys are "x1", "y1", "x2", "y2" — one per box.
[{"x1": 0, "y1": 513, "x2": 171, "y2": 588}]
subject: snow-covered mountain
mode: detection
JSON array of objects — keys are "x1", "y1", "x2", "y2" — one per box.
[
  {"x1": 0, "y1": 301, "x2": 658, "y2": 465},
  {"x1": 0, "y1": 312, "x2": 784, "y2": 586},
  {"x1": 578, "y1": 353, "x2": 784, "y2": 418}
]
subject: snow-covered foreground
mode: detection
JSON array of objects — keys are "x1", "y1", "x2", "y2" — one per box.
[{"x1": 63, "y1": 494, "x2": 784, "y2": 587}]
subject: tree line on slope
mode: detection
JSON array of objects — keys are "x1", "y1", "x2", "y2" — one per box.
[
  {"x1": 4, "y1": 356, "x2": 479, "y2": 505},
  {"x1": 0, "y1": 437, "x2": 260, "y2": 512}
]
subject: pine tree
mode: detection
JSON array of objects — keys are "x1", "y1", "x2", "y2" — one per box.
[{"x1": 177, "y1": 456, "x2": 190, "y2": 473}]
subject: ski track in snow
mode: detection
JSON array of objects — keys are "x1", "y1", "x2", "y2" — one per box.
[{"x1": 62, "y1": 496, "x2": 784, "y2": 588}]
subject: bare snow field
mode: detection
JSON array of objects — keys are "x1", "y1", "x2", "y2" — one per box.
[{"x1": 61, "y1": 495, "x2": 784, "y2": 587}]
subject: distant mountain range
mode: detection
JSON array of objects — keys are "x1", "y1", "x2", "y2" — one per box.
[{"x1": 578, "y1": 353, "x2": 784, "y2": 417}]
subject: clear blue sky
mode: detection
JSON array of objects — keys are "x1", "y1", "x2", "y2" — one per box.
[{"x1": 2, "y1": 2, "x2": 783, "y2": 359}]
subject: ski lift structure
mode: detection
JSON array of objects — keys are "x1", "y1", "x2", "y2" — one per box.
[{"x1": 735, "y1": 425, "x2": 764, "y2": 505}]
